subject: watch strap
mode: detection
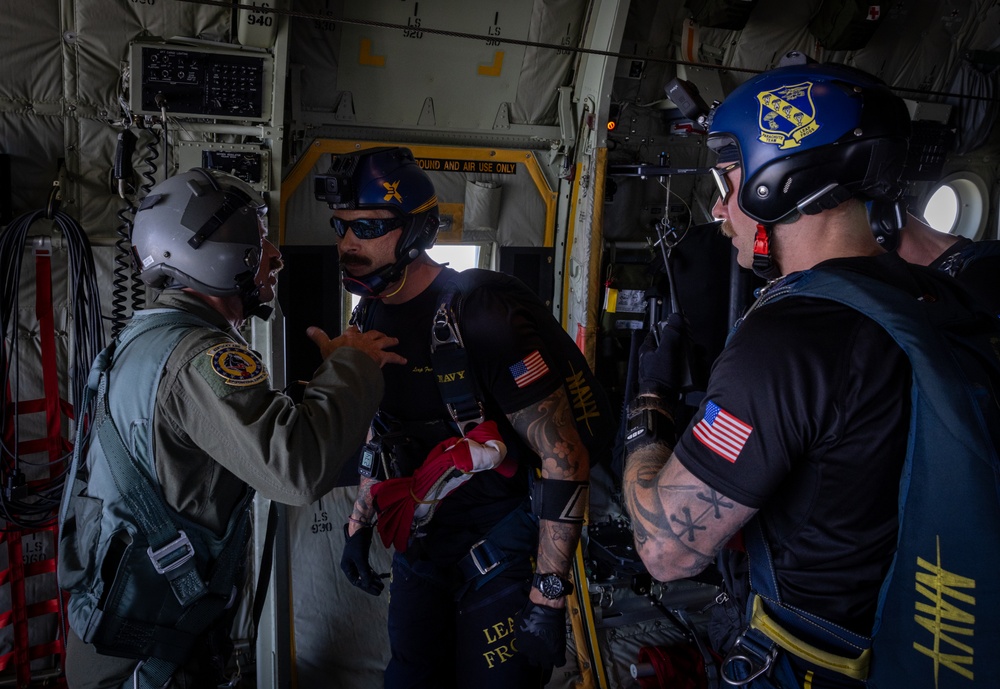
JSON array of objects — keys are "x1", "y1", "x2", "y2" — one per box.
[
  {"x1": 624, "y1": 399, "x2": 676, "y2": 454},
  {"x1": 532, "y1": 572, "x2": 574, "y2": 598}
]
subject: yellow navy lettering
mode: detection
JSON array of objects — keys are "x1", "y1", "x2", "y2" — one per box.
[{"x1": 913, "y1": 537, "x2": 975, "y2": 684}]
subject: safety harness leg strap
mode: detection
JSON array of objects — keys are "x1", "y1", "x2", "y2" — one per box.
[
  {"x1": 722, "y1": 519, "x2": 873, "y2": 686},
  {"x1": 457, "y1": 503, "x2": 538, "y2": 588},
  {"x1": 748, "y1": 597, "x2": 870, "y2": 679},
  {"x1": 130, "y1": 657, "x2": 174, "y2": 689}
]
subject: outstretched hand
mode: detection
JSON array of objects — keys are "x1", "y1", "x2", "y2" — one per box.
[{"x1": 307, "y1": 326, "x2": 407, "y2": 368}]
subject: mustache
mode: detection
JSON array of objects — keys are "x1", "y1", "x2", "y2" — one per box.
[
  {"x1": 269, "y1": 256, "x2": 285, "y2": 273},
  {"x1": 340, "y1": 254, "x2": 372, "y2": 268},
  {"x1": 718, "y1": 220, "x2": 735, "y2": 239}
]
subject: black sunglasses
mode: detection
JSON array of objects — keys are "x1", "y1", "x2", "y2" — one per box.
[
  {"x1": 330, "y1": 216, "x2": 407, "y2": 239},
  {"x1": 711, "y1": 162, "x2": 741, "y2": 204}
]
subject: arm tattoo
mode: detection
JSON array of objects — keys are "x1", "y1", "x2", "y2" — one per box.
[
  {"x1": 352, "y1": 476, "x2": 379, "y2": 522},
  {"x1": 508, "y1": 386, "x2": 589, "y2": 577},
  {"x1": 508, "y1": 387, "x2": 584, "y2": 479},
  {"x1": 623, "y1": 444, "x2": 752, "y2": 580}
]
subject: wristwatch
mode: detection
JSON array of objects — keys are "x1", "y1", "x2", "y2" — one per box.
[{"x1": 532, "y1": 572, "x2": 574, "y2": 599}]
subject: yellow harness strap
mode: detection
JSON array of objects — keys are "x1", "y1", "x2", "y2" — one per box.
[{"x1": 749, "y1": 597, "x2": 872, "y2": 681}]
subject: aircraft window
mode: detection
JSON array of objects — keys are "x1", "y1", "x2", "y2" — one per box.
[
  {"x1": 923, "y1": 185, "x2": 958, "y2": 233},
  {"x1": 921, "y1": 172, "x2": 989, "y2": 240},
  {"x1": 427, "y1": 244, "x2": 481, "y2": 272}
]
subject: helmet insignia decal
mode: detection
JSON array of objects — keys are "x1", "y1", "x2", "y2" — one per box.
[
  {"x1": 757, "y1": 81, "x2": 819, "y2": 150},
  {"x1": 206, "y1": 343, "x2": 269, "y2": 387},
  {"x1": 382, "y1": 180, "x2": 403, "y2": 203}
]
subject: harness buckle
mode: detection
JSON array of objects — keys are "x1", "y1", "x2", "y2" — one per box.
[
  {"x1": 468, "y1": 540, "x2": 500, "y2": 576},
  {"x1": 147, "y1": 530, "x2": 196, "y2": 575},
  {"x1": 446, "y1": 401, "x2": 485, "y2": 436},
  {"x1": 431, "y1": 305, "x2": 462, "y2": 351},
  {"x1": 721, "y1": 631, "x2": 778, "y2": 686}
]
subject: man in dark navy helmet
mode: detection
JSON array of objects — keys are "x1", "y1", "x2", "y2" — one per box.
[
  {"x1": 316, "y1": 146, "x2": 612, "y2": 688},
  {"x1": 622, "y1": 61, "x2": 1000, "y2": 689}
]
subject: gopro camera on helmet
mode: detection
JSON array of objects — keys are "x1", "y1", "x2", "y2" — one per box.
[
  {"x1": 314, "y1": 154, "x2": 360, "y2": 209},
  {"x1": 664, "y1": 77, "x2": 712, "y2": 125}
]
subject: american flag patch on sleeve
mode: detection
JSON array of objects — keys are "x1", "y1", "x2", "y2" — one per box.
[
  {"x1": 509, "y1": 351, "x2": 549, "y2": 388},
  {"x1": 692, "y1": 400, "x2": 753, "y2": 463}
]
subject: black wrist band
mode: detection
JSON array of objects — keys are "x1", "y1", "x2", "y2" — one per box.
[{"x1": 624, "y1": 403, "x2": 675, "y2": 454}]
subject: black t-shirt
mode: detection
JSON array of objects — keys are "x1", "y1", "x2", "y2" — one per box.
[
  {"x1": 366, "y1": 268, "x2": 565, "y2": 562},
  {"x1": 674, "y1": 254, "x2": 913, "y2": 634}
]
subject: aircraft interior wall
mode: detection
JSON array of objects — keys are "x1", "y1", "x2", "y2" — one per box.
[{"x1": 1, "y1": 0, "x2": 999, "y2": 687}]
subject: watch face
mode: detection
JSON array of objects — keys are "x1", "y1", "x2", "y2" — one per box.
[{"x1": 536, "y1": 573, "x2": 567, "y2": 599}]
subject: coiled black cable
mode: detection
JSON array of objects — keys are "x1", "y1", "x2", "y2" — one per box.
[
  {"x1": 111, "y1": 128, "x2": 138, "y2": 339},
  {"x1": 133, "y1": 129, "x2": 162, "y2": 312},
  {"x1": 111, "y1": 203, "x2": 135, "y2": 339},
  {"x1": 0, "y1": 209, "x2": 105, "y2": 529}
]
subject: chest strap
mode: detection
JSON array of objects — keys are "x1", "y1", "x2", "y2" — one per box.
[{"x1": 430, "y1": 279, "x2": 484, "y2": 436}]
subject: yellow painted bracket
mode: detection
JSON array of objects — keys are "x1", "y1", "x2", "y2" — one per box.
[
  {"x1": 280, "y1": 140, "x2": 556, "y2": 248},
  {"x1": 478, "y1": 51, "x2": 504, "y2": 76},
  {"x1": 359, "y1": 38, "x2": 385, "y2": 67}
]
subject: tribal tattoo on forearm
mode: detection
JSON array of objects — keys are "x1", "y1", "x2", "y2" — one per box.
[{"x1": 624, "y1": 444, "x2": 750, "y2": 579}]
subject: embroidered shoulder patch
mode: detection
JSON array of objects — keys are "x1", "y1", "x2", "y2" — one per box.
[{"x1": 204, "y1": 343, "x2": 269, "y2": 387}]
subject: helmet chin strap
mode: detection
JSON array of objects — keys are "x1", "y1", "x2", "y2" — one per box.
[
  {"x1": 752, "y1": 224, "x2": 784, "y2": 281},
  {"x1": 342, "y1": 261, "x2": 405, "y2": 297},
  {"x1": 237, "y1": 272, "x2": 274, "y2": 321},
  {"x1": 243, "y1": 295, "x2": 274, "y2": 321},
  {"x1": 341, "y1": 245, "x2": 422, "y2": 298}
]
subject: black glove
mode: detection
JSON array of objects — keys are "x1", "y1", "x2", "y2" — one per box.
[
  {"x1": 637, "y1": 311, "x2": 686, "y2": 404},
  {"x1": 340, "y1": 524, "x2": 384, "y2": 596},
  {"x1": 514, "y1": 600, "x2": 567, "y2": 667}
]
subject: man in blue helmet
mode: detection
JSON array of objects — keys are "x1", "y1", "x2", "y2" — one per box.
[
  {"x1": 59, "y1": 168, "x2": 404, "y2": 688},
  {"x1": 315, "y1": 146, "x2": 612, "y2": 688},
  {"x1": 621, "y1": 62, "x2": 1000, "y2": 688}
]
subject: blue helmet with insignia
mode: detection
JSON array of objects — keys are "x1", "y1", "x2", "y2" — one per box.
[
  {"x1": 707, "y1": 61, "x2": 911, "y2": 225},
  {"x1": 131, "y1": 168, "x2": 273, "y2": 318},
  {"x1": 315, "y1": 146, "x2": 440, "y2": 296}
]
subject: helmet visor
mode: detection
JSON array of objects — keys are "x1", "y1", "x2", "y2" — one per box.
[{"x1": 330, "y1": 216, "x2": 407, "y2": 239}]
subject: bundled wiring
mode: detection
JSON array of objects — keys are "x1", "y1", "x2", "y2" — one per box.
[{"x1": 0, "y1": 209, "x2": 106, "y2": 529}]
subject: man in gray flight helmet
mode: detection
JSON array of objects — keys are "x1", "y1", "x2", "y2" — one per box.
[{"x1": 58, "y1": 168, "x2": 404, "y2": 689}]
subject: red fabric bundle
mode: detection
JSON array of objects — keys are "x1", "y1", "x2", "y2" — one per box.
[{"x1": 371, "y1": 420, "x2": 513, "y2": 552}]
